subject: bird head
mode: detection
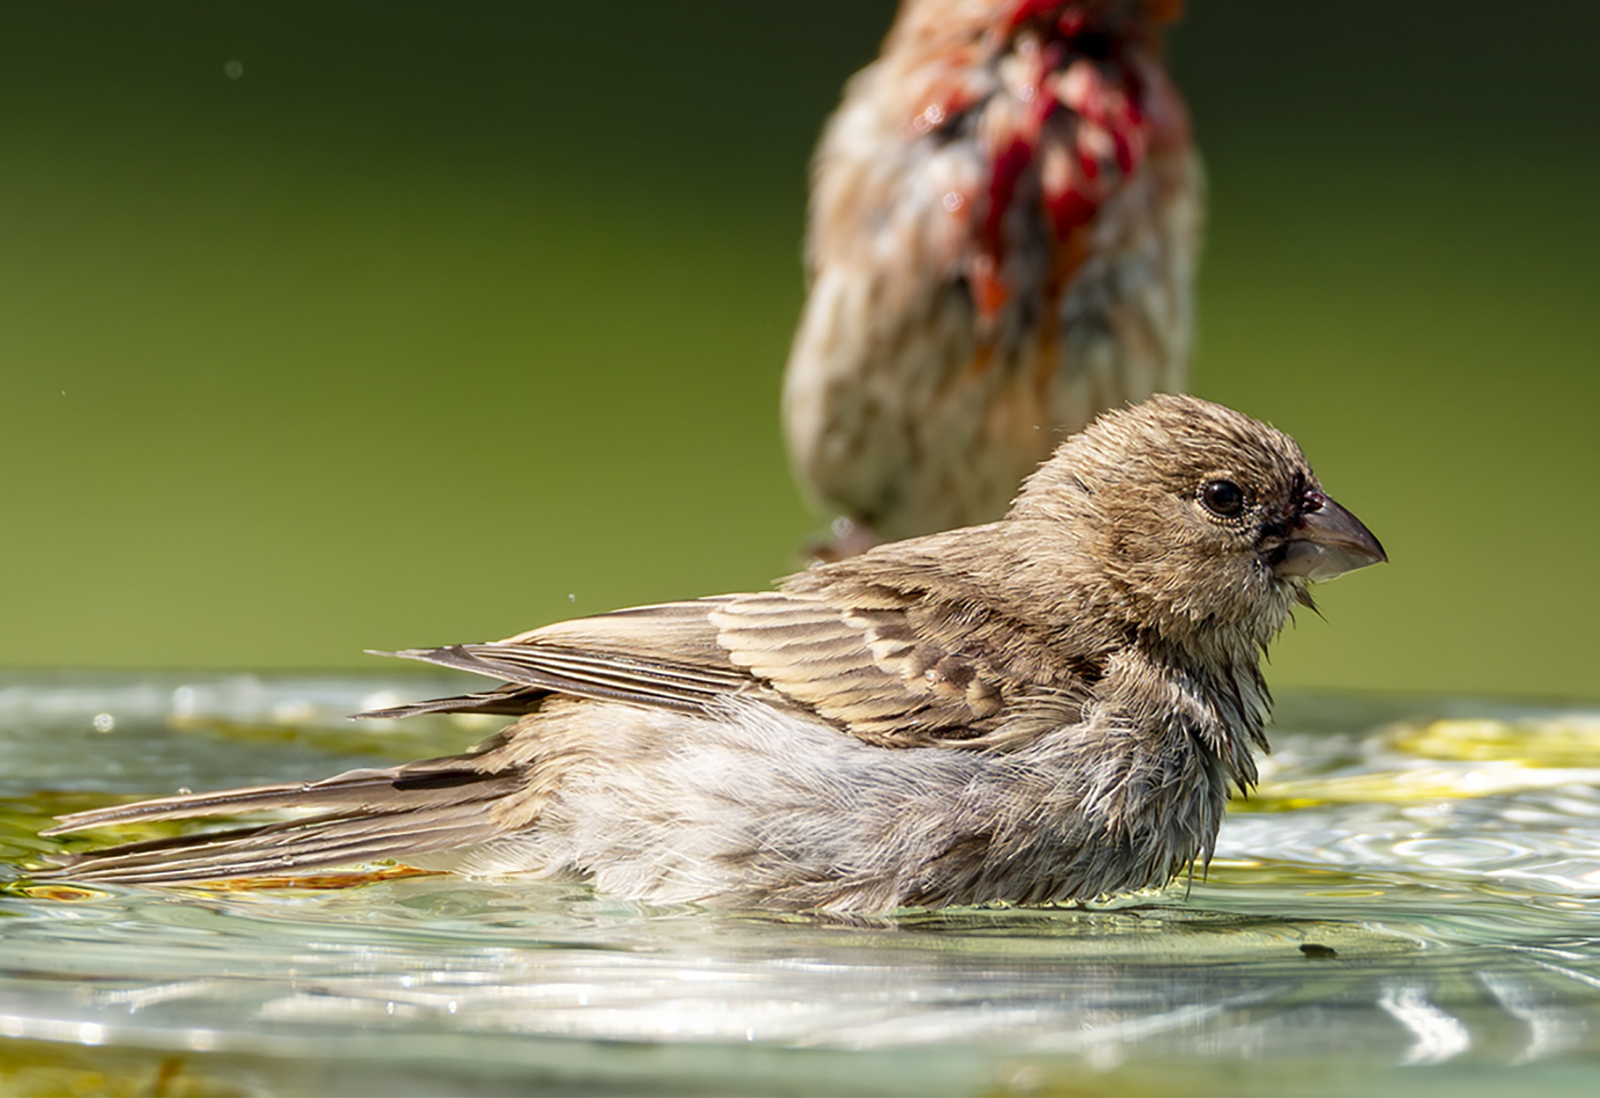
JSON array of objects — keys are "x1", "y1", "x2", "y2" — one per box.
[{"x1": 1009, "y1": 394, "x2": 1386, "y2": 651}]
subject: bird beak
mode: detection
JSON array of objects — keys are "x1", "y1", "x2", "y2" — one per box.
[{"x1": 1272, "y1": 492, "x2": 1387, "y2": 581}]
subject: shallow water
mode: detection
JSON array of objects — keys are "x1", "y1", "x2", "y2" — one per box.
[{"x1": 1, "y1": 673, "x2": 1598, "y2": 1095}]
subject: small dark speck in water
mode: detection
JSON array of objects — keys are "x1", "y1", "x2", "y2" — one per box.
[{"x1": 1299, "y1": 943, "x2": 1339, "y2": 959}]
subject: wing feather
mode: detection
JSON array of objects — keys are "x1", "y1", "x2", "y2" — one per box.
[
  {"x1": 709, "y1": 590, "x2": 1015, "y2": 744},
  {"x1": 365, "y1": 585, "x2": 1062, "y2": 747}
]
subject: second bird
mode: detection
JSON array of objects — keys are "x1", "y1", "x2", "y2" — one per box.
[{"x1": 785, "y1": 0, "x2": 1202, "y2": 551}]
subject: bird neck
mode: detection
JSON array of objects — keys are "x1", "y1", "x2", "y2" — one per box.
[{"x1": 1135, "y1": 626, "x2": 1272, "y2": 791}]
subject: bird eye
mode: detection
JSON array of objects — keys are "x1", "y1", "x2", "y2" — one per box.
[{"x1": 1199, "y1": 479, "x2": 1246, "y2": 518}]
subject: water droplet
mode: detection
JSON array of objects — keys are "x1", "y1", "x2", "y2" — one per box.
[
  {"x1": 92, "y1": 713, "x2": 114, "y2": 733},
  {"x1": 223, "y1": 60, "x2": 243, "y2": 80}
]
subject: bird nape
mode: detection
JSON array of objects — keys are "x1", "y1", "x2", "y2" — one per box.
[{"x1": 41, "y1": 395, "x2": 1385, "y2": 915}]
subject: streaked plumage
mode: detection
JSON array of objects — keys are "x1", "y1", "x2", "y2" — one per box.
[
  {"x1": 785, "y1": 0, "x2": 1202, "y2": 550},
  {"x1": 43, "y1": 396, "x2": 1384, "y2": 913}
]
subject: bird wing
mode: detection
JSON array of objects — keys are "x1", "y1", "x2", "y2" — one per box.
[
  {"x1": 371, "y1": 588, "x2": 1031, "y2": 748},
  {"x1": 365, "y1": 599, "x2": 770, "y2": 718},
  {"x1": 706, "y1": 591, "x2": 1011, "y2": 745}
]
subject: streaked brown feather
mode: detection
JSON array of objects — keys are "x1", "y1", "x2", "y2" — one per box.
[
  {"x1": 359, "y1": 585, "x2": 1091, "y2": 749},
  {"x1": 42, "y1": 749, "x2": 524, "y2": 884},
  {"x1": 34, "y1": 395, "x2": 1377, "y2": 909}
]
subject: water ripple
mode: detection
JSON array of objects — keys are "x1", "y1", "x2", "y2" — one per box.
[{"x1": 2, "y1": 674, "x2": 1599, "y2": 1094}]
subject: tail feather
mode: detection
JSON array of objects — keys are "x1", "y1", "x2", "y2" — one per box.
[
  {"x1": 41, "y1": 746, "x2": 514, "y2": 835},
  {"x1": 45, "y1": 799, "x2": 517, "y2": 884},
  {"x1": 40, "y1": 753, "x2": 526, "y2": 885},
  {"x1": 42, "y1": 771, "x2": 394, "y2": 835}
]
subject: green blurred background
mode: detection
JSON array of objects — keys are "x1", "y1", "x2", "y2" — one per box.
[{"x1": 0, "y1": 2, "x2": 1594, "y2": 698}]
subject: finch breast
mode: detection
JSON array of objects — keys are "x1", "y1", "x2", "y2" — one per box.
[{"x1": 784, "y1": 0, "x2": 1203, "y2": 546}]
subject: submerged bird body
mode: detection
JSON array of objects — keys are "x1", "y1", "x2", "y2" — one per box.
[
  {"x1": 785, "y1": 0, "x2": 1203, "y2": 546},
  {"x1": 45, "y1": 397, "x2": 1384, "y2": 914}
]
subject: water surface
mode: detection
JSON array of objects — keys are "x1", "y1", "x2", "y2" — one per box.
[{"x1": 2, "y1": 673, "x2": 1598, "y2": 1095}]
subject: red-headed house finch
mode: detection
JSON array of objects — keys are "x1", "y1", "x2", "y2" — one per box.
[{"x1": 785, "y1": 0, "x2": 1202, "y2": 553}]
